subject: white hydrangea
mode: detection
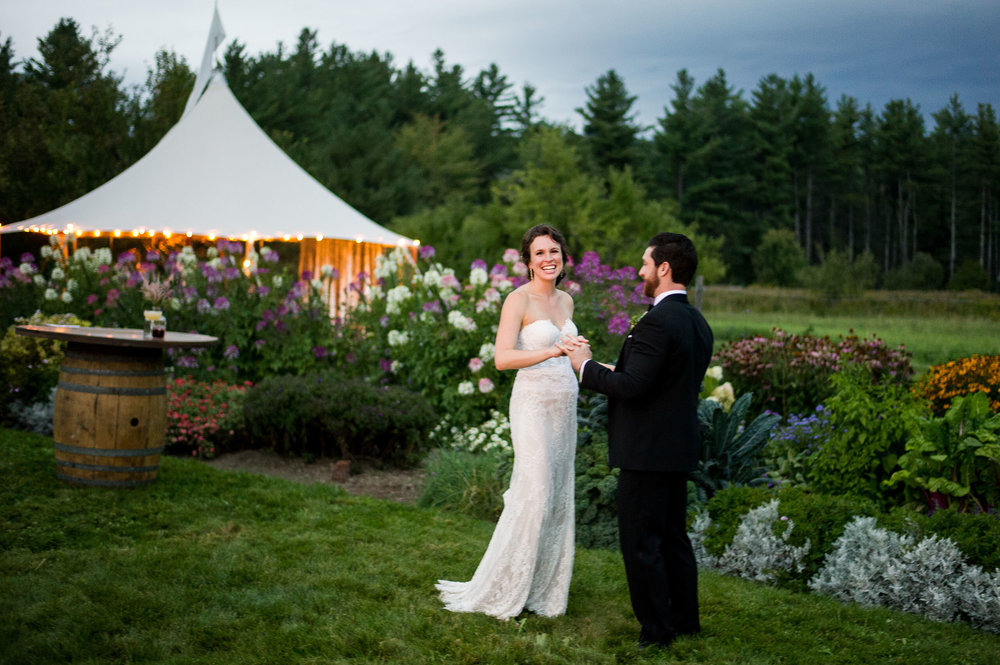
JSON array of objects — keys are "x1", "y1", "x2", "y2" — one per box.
[
  {"x1": 41, "y1": 245, "x2": 53, "y2": 259},
  {"x1": 386, "y1": 284, "x2": 412, "y2": 314},
  {"x1": 706, "y1": 365, "x2": 724, "y2": 381},
  {"x1": 390, "y1": 360, "x2": 403, "y2": 374},
  {"x1": 311, "y1": 278, "x2": 323, "y2": 291},
  {"x1": 19, "y1": 262, "x2": 35, "y2": 276},
  {"x1": 44, "y1": 288, "x2": 58, "y2": 301},
  {"x1": 60, "y1": 291, "x2": 73, "y2": 303},
  {"x1": 272, "y1": 275, "x2": 283, "y2": 288},
  {"x1": 421, "y1": 268, "x2": 442, "y2": 288},
  {"x1": 207, "y1": 247, "x2": 219, "y2": 259},
  {"x1": 33, "y1": 275, "x2": 46, "y2": 287},
  {"x1": 66, "y1": 278, "x2": 77, "y2": 292},
  {"x1": 457, "y1": 381, "x2": 475, "y2": 396},
  {"x1": 94, "y1": 248, "x2": 112, "y2": 265},
  {"x1": 469, "y1": 267, "x2": 488, "y2": 286},
  {"x1": 387, "y1": 330, "x2": 410, "y2": 346},
  {"x1": 479, "y1": 342, "x2": 495, "y2": 362},
  {"x1": 72, "y1": 247, "x2": 92, "y2": 263},
  {"x1": 707, "y1": 382, "x2": 736, "y2": 411},
  {"x1": 442, "y1": 410, "x2": 513, "y2": 455},
  {"x1": 320, "y1": 264, "x2": 335, "y2": 279},
  {"x1": 448, "y1": 309, "x2": 476, "y2": 332}
]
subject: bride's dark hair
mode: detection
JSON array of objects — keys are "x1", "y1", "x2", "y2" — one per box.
[{"x1": 520, "y1": 224, "x2": 568, "y2": 285}]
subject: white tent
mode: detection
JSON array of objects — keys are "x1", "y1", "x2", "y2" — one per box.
[
  {"x1": 0, "y1": 70, "x2": 410, "y2": 246},
  {"x1": 1, "y1": 9, "x2": 415, "y2": 309}
]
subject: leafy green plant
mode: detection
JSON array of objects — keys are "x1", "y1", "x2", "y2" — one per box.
[
  {"x1": 809, "y1": 367, "x2": 926, "y2": 505},
  {"x1": 692, "y1": 392, "x2": 781, "y2": 502},
  {"x1": 763, "y1": 406, "x2": 834, "y2": 489},
  {"x1": 243, "y1": 372, "x2": 436, "y2": 466},
  {"x1": 417, "y1": 448, "x2": 508, "y2": 521},
  {"x1": 887, "y1": 392, "x2": 1000, "y2": 512},
  {"x1": 1, "y1": 311, "x2": 89, "y2": 424}
]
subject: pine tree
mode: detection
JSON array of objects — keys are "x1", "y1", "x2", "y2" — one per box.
[{"x1": 577, "y1": 69, "x2": 640, "y2": 173}]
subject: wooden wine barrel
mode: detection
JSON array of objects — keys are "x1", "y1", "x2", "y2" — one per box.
[{"x1": 53, "y1": 343, "x2": 167, "y2": 487}]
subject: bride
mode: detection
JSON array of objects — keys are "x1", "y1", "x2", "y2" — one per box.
[{"x1": 436, "y1": 224, "x2": 583, "y2": 620}]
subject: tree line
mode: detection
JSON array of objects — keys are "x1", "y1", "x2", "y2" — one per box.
[{"x1": 1, "y1": 18, "x2": 998, "y2": 290}]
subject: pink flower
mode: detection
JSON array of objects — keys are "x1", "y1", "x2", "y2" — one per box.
[
  {"x1": 468, "y1": 357, "x2": 484, "y2": 373},
  {"x1": 478, "y1": 378, "x2": 494, "y2": 394}
]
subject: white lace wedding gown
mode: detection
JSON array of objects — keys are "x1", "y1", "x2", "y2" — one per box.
[{"x1": 436, "y1": 319, "x2": 578, "y2": 620}]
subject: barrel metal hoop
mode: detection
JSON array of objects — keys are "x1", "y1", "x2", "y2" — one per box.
[
  {"x1": 56, "y1": 459, "x2": 160, "y2": 473},
  {"x1": 56, "y1": 472, "x2": 156, "y2": 487},
  {"x1": 60, "y1": 366, "x2": 164, "y2": 378},
  {"x1": 57, "y1": 381, "x2": 166, "y2": 396},
  {"x1": 54, "y1": 441, "x2": 164, "y2": 457}
]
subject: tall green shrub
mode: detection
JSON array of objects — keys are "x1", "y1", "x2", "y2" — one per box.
[
  {"x1": 808, "y1": 367, "x2": 926, "y2": 505},
  {"x1": 243, "y1": 372, "x2": 436, "y2": 466}
]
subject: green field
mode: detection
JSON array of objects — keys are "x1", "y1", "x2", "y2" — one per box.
[{"x1": 3, "y1": 429, "x2": 999, "y2": 664}]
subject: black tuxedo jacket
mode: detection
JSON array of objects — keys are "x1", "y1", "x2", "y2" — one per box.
[{"x1": 581, "y1": 293, "x2": 713, "y2": 472}]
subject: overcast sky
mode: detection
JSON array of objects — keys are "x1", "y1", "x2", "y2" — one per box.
[{"x1": 3, "y1": 0, "x2": 998, "y2": 133}]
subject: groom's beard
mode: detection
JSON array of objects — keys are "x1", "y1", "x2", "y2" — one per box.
[{"x1": 643, "y1": 273, "x2": 659, "y2": 298}]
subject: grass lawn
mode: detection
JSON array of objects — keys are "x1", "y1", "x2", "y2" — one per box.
[{"x1": 3, "y1": 428, "x2": 1000, "y2": 664}]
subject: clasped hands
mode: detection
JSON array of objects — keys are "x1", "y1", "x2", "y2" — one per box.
[{"x1": 555, "y1": 334, "x2": 592, "y2": 372}]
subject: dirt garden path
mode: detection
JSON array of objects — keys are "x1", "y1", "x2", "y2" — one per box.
[{"x1": 203, "y1": 450, "x2": 425, "y2": 504}]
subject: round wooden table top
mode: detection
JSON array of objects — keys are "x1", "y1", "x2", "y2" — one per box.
[{"x1": 15, "y1": 324, "x2": 218, "y2": 349}]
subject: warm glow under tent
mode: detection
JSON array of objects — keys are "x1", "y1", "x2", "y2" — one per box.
[{"x1": 0, "y1": 9, "x2": 416, "y2": 310}]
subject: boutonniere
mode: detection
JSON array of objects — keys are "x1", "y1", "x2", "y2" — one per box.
[{"x1": 628, "y1": 311, "x2": 645, "y2": 329}]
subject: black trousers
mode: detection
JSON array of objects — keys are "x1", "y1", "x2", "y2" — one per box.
[{"x1": 616, "y1": 469, "x2": 700, "y2": 643}]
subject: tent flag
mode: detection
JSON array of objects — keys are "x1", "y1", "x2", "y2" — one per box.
[{"x1": 183, "y1": 5, "x2": 226, "y2": 119}]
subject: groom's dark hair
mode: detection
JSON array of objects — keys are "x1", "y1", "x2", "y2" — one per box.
[{"x1": 648, "y1": 232, "x2": 698, "y2": 286}]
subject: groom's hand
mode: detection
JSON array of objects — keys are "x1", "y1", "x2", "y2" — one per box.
[{"x1": 565, "y1": 341, "x2": 592, "y2": 373}]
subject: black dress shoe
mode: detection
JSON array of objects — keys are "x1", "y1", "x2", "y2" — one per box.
[{"x1": 637, "y1": 631, "x2": 675, "y2": 649}]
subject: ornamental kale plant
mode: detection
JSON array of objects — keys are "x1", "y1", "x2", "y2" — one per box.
[
  {"x1": 713, "y1": 328, "x2": 914, "y2": 417},
  {"x1": 692, "y1": 392, "x2": 781, "y2": 502}
]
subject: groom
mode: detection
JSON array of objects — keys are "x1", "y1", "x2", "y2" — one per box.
[{"x1": 564, "y1": 232, "x2": 713, "y2": 648}]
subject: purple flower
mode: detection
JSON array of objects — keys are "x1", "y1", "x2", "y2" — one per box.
[
  {"x1": 607, "y1": 311, "x2": 630, "y2": 336},
  {"x1": 301, "y1": 270, "x2": 313, "y2": 281},
  {"x1": 379, "y1": 358, "x2": 393, "y2": 372},
  {"x1": 224, "y1": 266, "x2": 242, "y2": 280},
  {"x1": 422, "y1": 300, "x2": 442, "y2": 313},
  {"x1": 257, "y1": 285, "x2": 270, "y2": 297},
  {"x1": 419, "y1": 246, "x2": 436, "y2": 259},
  {"x1": 20, "y1": 252, "x2": 35, "y2": 264},
  {"x1": 197, "y1": 299, "x2": 212, "y2": 314},
  {"x1": 313, "y1": 346, "x2": 329, "y2": 359},
  {"x1": 176, "y1": 355, "x2": 199, "y2": 369},
  {"x1": 470, "y1": 259, "x2": 488, "y2": 271},
  {"x1": 214, "y1": 296, "x2": 231, "y2": 311},
  {"x1": 224, "y1": 345, "x2": 240, "y2": 360},
  {"x1": 346, "y1": 352, "x2": 357, "y2": 364},
  {"x1": 490, "y1": 263, "x2": 507, "y2": 276},
  {"x1": 146, "y1": 251, "x2": 160, "y2": 262},
  {"x1": 254, "y1": 339, "x2": 266, "y2": 348}
]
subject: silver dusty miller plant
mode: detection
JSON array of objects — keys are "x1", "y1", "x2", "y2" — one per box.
[
  {"x1": 688, "y1": 500, "x2": 810, "y2": 584},
  {"x1": 810, "y1": 515, "x2": 1000, "y2": 633},
  {"x1": 716, "y1": 499, "x2": 810, "y2": 583}
]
